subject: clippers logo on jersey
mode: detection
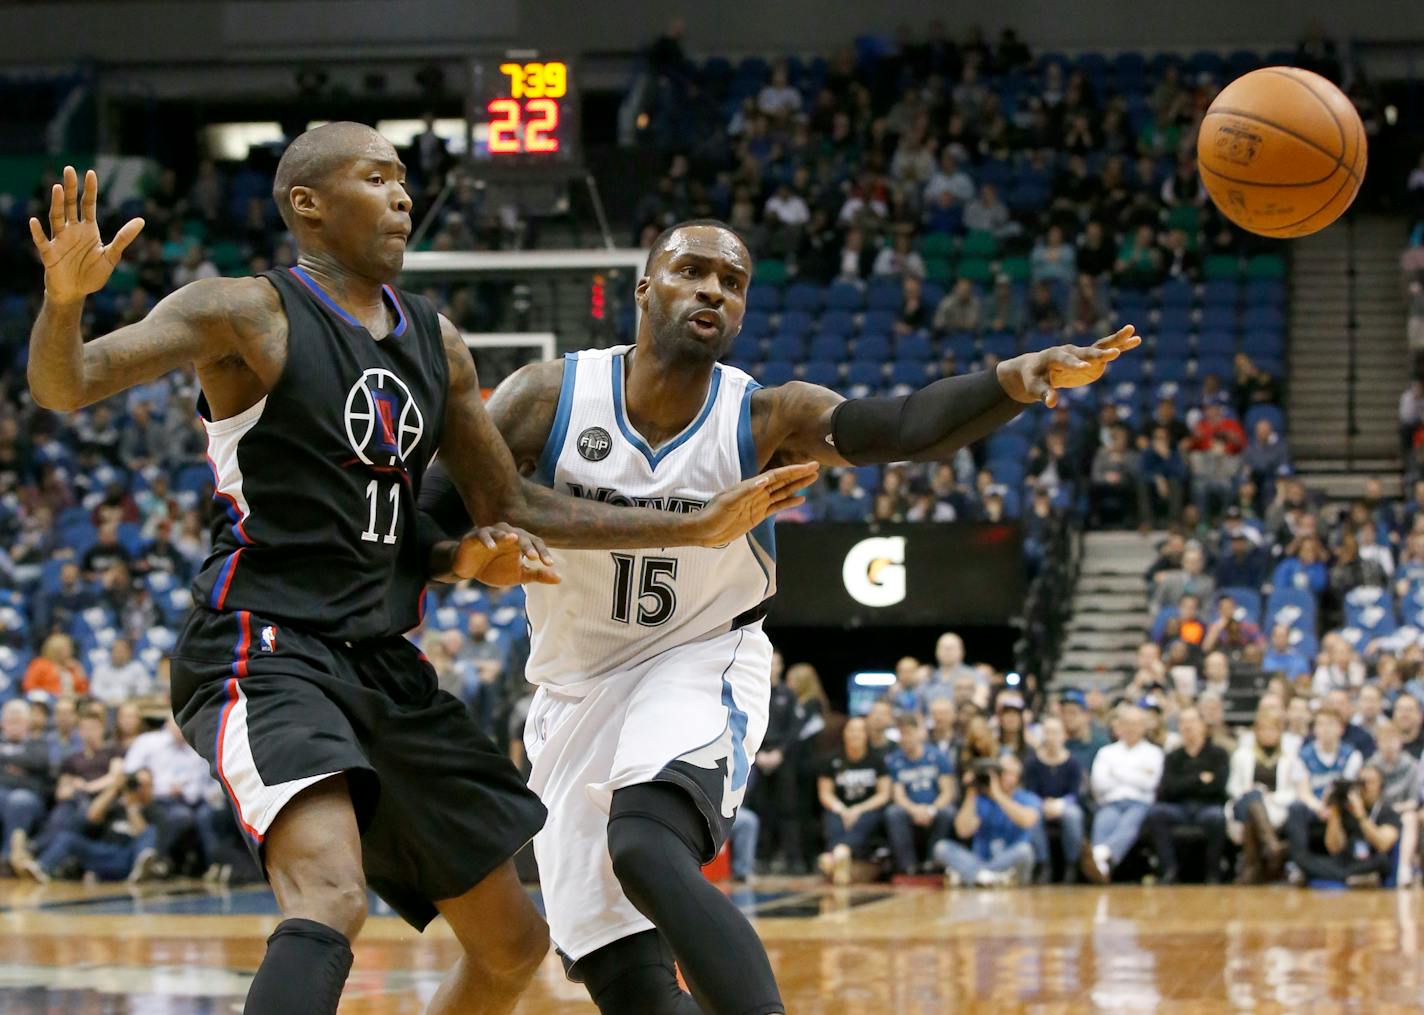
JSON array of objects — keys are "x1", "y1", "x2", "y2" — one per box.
[
  {"x1": 259, "y1": 625, "x2": 278, "y2": 653},
  {"x1": 344, "y1": 368, "x2": 425, "y2": 466},
  {"x1": 576, "y1": 426, "x2": 612, "y2": 462}
]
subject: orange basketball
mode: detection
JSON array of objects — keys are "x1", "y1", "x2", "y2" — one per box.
[{"x1": 1197, "y1": 66, "x2": 1366, "y2": 238}]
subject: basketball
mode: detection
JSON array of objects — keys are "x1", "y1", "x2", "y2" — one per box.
[{"x1": 1197, "y1": 66, "x2": 1367, "y2": 238}]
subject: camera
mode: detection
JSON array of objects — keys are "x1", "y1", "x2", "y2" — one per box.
[
  {"x1": 1326, "y1": 778, "x2": 1358, "y2": 811},
  {"x1": 972, "y1": 759, "x2": 1001, "y2": 792},
  {"x1": 123, "y1": 774, "x2": 142, "y2": 793}
]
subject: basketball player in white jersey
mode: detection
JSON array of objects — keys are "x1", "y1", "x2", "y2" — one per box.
[{"x1": 422, "y1": 219, "x2": 1138, "y2": 1014}]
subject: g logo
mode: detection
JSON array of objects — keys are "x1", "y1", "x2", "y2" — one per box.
[
  {"x1": 577, "y1": 426, "x2": 613, "y2": 462},
  {"x1": 344, "y1": 368, "x2": 425, "y2": 466},
  {"x1": 842, "y1": 536, "x2": 906, "y2": 608}
]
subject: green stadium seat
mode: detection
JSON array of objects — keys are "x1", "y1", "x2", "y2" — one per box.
[
  {"x1": 181, "y1": 219, "x2": 207, "y2": 241},
  {"x1": 1246, "y1": 254, "x2": 1286, "y2": 279},
  {"x1": 210, "y1": 241, "x2": 246, "y2": 274},
  {"x1": 999, "y1": 255, "x2": 1031, "y2": 281},
  {"x1": 756, "y1": 259, "x2": 788, "y2": 286},
  {"x1": 924, "y1": 257, "x2": 954, "y2": 284},
  {"x1": 108, "y1": 264, "x2": 137, "y2": 294},
  {"x1": 918, "y1": 234, "x2": 955, "y2": 260},
  {"x1": 1204, "y1": 254, "x2": 1242, "y2": 280},
  {"x1": 1165, "y1": 204, "x2": 1200, "y2": 236},
  {"x1": 957, "y1": 257, "x2": 993, "y2": 283},
  {"x1": 962, "y1": 230, "x2": 998, "y2": 258}
]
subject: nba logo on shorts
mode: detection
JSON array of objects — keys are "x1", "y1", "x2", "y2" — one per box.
[
  {"x1": 577, "y1": 426, "x2": 612, "y2": 462},
  {"x1": 260, "y1": 625, "x2": 278, "y2": 653}
]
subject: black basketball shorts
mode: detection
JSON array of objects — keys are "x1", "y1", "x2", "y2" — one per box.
[{"x1": 170, "y1": 606, "x2": 547, "y2": 930}]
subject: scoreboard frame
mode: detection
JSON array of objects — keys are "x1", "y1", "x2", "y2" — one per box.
[{"x1": 468, "y1": 51, "x2": 581, "y2": 178}]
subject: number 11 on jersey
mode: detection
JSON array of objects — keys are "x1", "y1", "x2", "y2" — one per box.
[{"x1": 362, "y1": 479, "x2": 400, "y2": 544}]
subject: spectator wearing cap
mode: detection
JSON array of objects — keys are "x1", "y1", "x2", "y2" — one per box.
[
  {"x1": 1214, "y1": 529, "x2": 1268, "y2": 590},
  {"x1": 1367, "y1": 719, "x2": 1419, "y2": 884},
  {"x1": 1228, "y1": 707, "x2": 1296, "y2": 883},
  {"x1": 817, "y1": 717, "x2": 891, "y2": 886},
  {"x1": 883, "y1": 712, "x2": 956, "y2": 876},
  {"x1": 1024, "y1": 716, "x2": 1085, "y2": 881},
  {"x1": 1060, "y1": 690, "x2": 1109, "y2": 774},
  {"x1": 1285, "y1": 709, "x2": 1364, "y2": 878},
  {"x1": 1145, "y1": 707, "x2": 1230, "y2": 883},
  {"x1": 1081, "y1": 706, "x2": 1164, "y2": 883},
  {"x1": 934, "y1": 753, "x2": 1041, "y2": 887},
  {"x1": 995, "y1": 693, "x2": 1030, "y2": 759},
  {"x1": 1263, "y1": 625, "x2": 1312, "y2": 682}
]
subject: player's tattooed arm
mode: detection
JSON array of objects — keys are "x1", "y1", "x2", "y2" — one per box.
[
  {"x1": 434, "y1": 317, "x2": 818, "y2": 550},
  {"x1": 752, "y1": 327, "x2": 1140, "y2": 467},
  {"x1": 28, "y1": 166, "x2": 282, "y2": 411}
]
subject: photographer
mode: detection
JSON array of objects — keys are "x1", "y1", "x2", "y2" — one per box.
[
  {"x1": 1291, "y1": 765, "x2": 1400, "y2": 887},
  {"x1": 1285, "y1": 709, "x2": 1364, "y2": 881},
  {"x1": 883, "y1": 712, "x2": 957, "y2": 876},
  {"x1": 14, "y1": 758, "x2": 160, "y2": 883},
  {"x1": 933, "y1": 753, "x2": 1041, "y2": 887}
]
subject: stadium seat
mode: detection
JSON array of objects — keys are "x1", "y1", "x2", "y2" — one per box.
[
  {"x1": 1246, "y1": 255, "x2": 1286, "y2": 279},
  {"x1": 862, "y1": 310, "x2": 897, "y2": 335},
  {"x1": 1244, "y1": 404, "x2": 1285, "y2": 434},
  {"x1": 866, "y1": 282, "x2": 903, "y2": 313},
  {"x1": 784, "y1": 282, "x2": 824, "y2": 313},
  {"x1": 1204, "y1": 255, "x2": 1242, "y2": 280},
  {"x1": 1217, "y1": 587, "x2": 1262, "y2": 624},
  {"x1": 853, "y1": 334, "x2": 891, "y2": 362},
  {"x1": 825, "y1": 282, "x2": 864, "y2": 312},
  {"x1": 895, "y1": 333, "x2": 931, "y2": 361},
  {"x1": 778, "y1": 310, "x2": 813, "y2": 339},
  {"x1": 1344, "y1": 587, "x2": 1398, "y2": 640},
  {"x1": 807, "y1": 334, "x2": 846, "y2": 361},
  {"x1": 845, "y1": 362, "x2": 883, "y2": 390},
  {"x1": 888, "y1": 361, "x2": 927, "y2": 388},
  {"x1": 759, "y1": 361, "x2": 796, "y2": 386},
  {"x1": 801, "y1": 361, "x2": 840, "y2": 388}
]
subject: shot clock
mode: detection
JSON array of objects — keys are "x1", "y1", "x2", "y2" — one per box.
[{"x1": 470, "y1": 52, "x2": 580, "y2": 175}]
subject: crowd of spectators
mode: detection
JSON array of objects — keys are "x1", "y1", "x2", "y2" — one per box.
[{"x1": 778, "y1": 620, "x2": 1416, "y2": 890}]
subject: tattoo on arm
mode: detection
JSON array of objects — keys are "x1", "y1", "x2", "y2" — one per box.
[{"x1": 752, "y1": 382, "x2": 850, "y2": 468}]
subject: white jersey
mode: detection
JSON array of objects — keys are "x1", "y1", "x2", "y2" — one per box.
[{"x1": 524, "y1": 345, "x2": 775, "y2": 690}]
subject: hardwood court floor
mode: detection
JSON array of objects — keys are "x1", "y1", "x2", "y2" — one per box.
[{"x1": 2, "y1": 877, "x2": 1424, "y2": 1013}]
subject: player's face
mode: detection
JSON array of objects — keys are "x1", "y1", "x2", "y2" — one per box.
[
  {"x1": 637, "y1": 226, "x2": 751, "y2": 365},
  {"x1": 318, "y1": 143, "x2": 412, "y2": 281}
]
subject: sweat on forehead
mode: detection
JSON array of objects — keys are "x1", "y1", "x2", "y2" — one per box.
[
  {"x1": 271, "y1": 121, "x2": 395, "y2": 225},
  {"x1": 645, "y1": 220, "x2": 750, "y2": 274}
]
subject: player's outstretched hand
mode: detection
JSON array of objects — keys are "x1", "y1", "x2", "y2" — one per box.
[
  {"x1": 453, "y1": 523, "x2": 561, "y2": 588},
  {"x1": 696, "y1": 461, "x2": 819, "y2": 547},
  {"x1": 999, "y1": 326, "x2": 1141, "y2": 408},
  {"x1": 29, "y1": 166, "x2": 145, "y2": 304}
]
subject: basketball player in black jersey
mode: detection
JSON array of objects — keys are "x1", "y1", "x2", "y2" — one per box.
[
  {"x1": 422, "y1": 220, "x2": 1138, "y2": 1015},
  {"x1": 27, "y1": 135, "x2": 814, "y2": 1015}
]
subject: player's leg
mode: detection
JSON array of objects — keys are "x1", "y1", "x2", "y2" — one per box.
[
  {"x1": 572, "y1": 930, "x2": 701, "y2": 1015},
  {"x1": 245, "y1": 774, "x2": 366, "y2": 1015},
  {"x1": 607, "y1": 781, "x2": 783, "y2": 1015},
  {"x1": 427, "y1": 860, "x2": 548, "y2": 1015}
]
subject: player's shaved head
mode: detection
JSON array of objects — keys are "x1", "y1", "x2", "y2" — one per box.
[
  {"x1": 644, "y1": 219, "x2": 749, "y2": 275},
  {"x1": 272, "y1": 121, "x2": 392, "y2": 230}
]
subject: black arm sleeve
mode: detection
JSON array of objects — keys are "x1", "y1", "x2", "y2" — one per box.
[
  {"x1": 418, "y1": 461, "x2": 474, "y2": 541},
  {"x1": 828, "y1": 368, "x2": 1027, "y2": 465}
]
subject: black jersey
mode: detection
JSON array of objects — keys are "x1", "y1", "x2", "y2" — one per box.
[{"x1": 190, "y1": 266, "x2": 448, "y2": 642}]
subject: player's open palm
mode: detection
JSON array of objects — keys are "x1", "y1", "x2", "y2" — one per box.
[
  {"x1": 697, "y1": 461, "x2": 819, "y2": 547},
  {"x1": 1008, "y1": 326, "x2": 1141, "y2": 408},
  {"x1": 453, "y1": 523, "x2": 561, "y2": 588},
  {"x1": 29, "y1": 166, "x2": 145, "y2": 303}
]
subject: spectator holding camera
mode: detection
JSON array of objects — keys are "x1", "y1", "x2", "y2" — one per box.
[
  {"x1": 817, "y1": 716, "x2": 891, "y2": 886},
  {"x1": 34, "y1": 703, "x2": 121, "y2": 846},
  {"x1": 1, "y1": 699, "x2": 51, "y2": 874},
  {"x1": 1081, "y1": 706, "x2": 1164, "y2": 883},
  {"x1": 123, "y1": 716, "x2": 218, "y2": 878},
  {"x1": 1285, "y1": 709, "x2": 1364, "y2": 879},
  {"x1": 1145, "y1": 707, "x2": 1231, "y2": 882},
  {"x1": 883, "y1": 712, "x2": 957, "y2": 875},
  {"x1": 1290, "y1": 764, "x2": 1400, "y2": 887},
  {"x1": 1024, "y1": 715, "x2": 1085, "y2": 880},
  {"x1": 934, "y1": 753, "x2": 1041, "y2": 887}
]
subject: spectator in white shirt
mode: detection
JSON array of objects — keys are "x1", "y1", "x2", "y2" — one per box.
[
  {"x1": 871, "y1": 231, "x2": 926, "y2": 280},
  {"x1": 963, "y1": 183, "x2": 1020, "y2": 239},
  {"x1": 1358, "y1": 524, "x2": 1395, "y2": 578},
  {"x1": 756, "y1": 64, "x2": 802, "y2": 119},
  {"x1": 764, "y1": 184, "x2": 809, "y2": 228},
  {"x1": 89, "y1": 639, "x2": 153, "y2": 707},
  {"x1": 1080, "y1": 706, "x2": 1165, "y2": 882},
  {"x1": 125, "y1": 716, "x2": 219, "y2": 875},
  {"x1": 172, "y1": 245, "x2": 219, "y2": 287},
  {"x1": 923, "y1": 148, "x2": 976, "y2": 205}
]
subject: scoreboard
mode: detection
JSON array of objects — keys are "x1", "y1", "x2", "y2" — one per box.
[{"x1": 470, "y1": 52, "x2": 580, "y2": 175}]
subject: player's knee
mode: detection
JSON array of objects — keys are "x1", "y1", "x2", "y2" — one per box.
[
  {"x1": 269, "y1": 856, "x2": 369, "y2": 939},
  {"x1": 465, "y1": 907, "x2": 549, "y2": 987},
  {"x1": 607, "y1": 819, "x2": 666, "y2": 891}
]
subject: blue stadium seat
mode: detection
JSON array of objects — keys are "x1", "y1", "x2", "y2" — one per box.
[
  {"x1": 818, "y1": 310, "x2": 855, "y2": 337},
  {"x1": 766, "y1": 333, "x2": 809, "y2": 362},
  {"x1": 1217, "y1": 587, "x2": 1262, "y2": 624},
  {"x1": 1159, "y1": 278, "x2": 1194, "y2": 308},
  {"x1": 982, "y1": 331, "x2": 1019, "y2": 360},
  {"x1": 987, "y1": 432, "x2": 1032, "y2": 462},
  {"x1": 845, "y1": 362, "x2": 883, "y2": 389},
  {"x1": 895, "y1": 333, "x2": 932, "y2": 361},
  {"x1": 759, "y1": 361, "x2": 796, "y2": 387},
  {"x1": 801, "y1": 361, "x2": 840, "y2": 388},
  {"x1": 1152, "y1": 357, "x2": 1189, "y2": 383},
  {"x1": 866, "y1": 283, "x2": 903, "y2": 313},
  {"x1": 988, "y1": 459, "x2": 1027, "y2": 487},
  {"x1": 1344, "y1": 587, "x2": 1398, "y2": 641},
  {"x1": 1242, "y1": 306, "x2": 1285, "y2": 331},
  {"x1": 862, "y1": 309, "x2": 897, "y2": 335},
  {"x1": 889, "y1": 361, "x2": 927, "y2": 388},
  {"x1": 853, "y1": 334, "x2": 891, "y2": 362},
  {"x1": 1245, "y1": 279, "x2": 1286, "y2": 306},
  {"x1": 740, "y1": 310, "x2": 770, "y2": 337},
  {"x1": 943, "y1": 331, "x2": 977, "y2": 362},
  {"x1": 808, "y1": 334, "x2": 846, "y2": 361},
  {"x1": 1195, "y1": 330, "x2": 1236, "y2": 357},
  {"x1": 1244, "y1": 404, "x2": 1285, "y2": 434},
  {"x1": 778, "y1": 310, "x2": 813, "y2": 338},
  {"x1": 1401, "y1": 584, "x2": 1424, "y2": 629},
  {"x1": 1266, "y1": 587, "x2": 1318, "y2": 629},
  {"x1": 730, "y1": 333, "x2": 762, "y2": 363},
  {"x1": 1198, "y1": 306, "x2": 1237, "y2": 332},
  {"x1": 1201, "y1": 280, "x2": 1240, "y2": 308},
  {"x1": 1157, "y1": 307, "x2": 1193, "y2": 333},
  {"x1": 1195, "y1": 356, "x2": 1234, "y2": 382},
  {"x1": 826, "y1": 281, "x2": 865, "y2": 311},
  {"x1": 784, "y1": 282, "x2": 824, "y2": 313}
]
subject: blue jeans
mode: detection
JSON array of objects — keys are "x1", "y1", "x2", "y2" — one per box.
[
  {"x1": 1031, "y1": 799, "x2": 1085, "y2": 865},
  {"x1": 38, "y1": 827, "x2": 158, "y2": 881},
  {"x1": 730, "y1": 807, "x2": 760, "y2": 880},
  {"x1": 884, "y1": 804, "x2": 956, "y2": 873},
  {"x1": 1091, "y1": 799, "x2": 1151, "y2": 867},
  {"x1": 934, "y1": 838, "x2": 1035, "y2": 883},
  {"x1": 1146, "y1": 801, "x2": 1226, "y2": 877},
  {"x1": 822, "y1": 808, "x2": 884, "y2": 858},
  {"x1": 1, "y1": 787, "x2": 45, "y2": 858},
  {"x1": 1232, "y1": 789, "x2": 1265, "y2": 822}
]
